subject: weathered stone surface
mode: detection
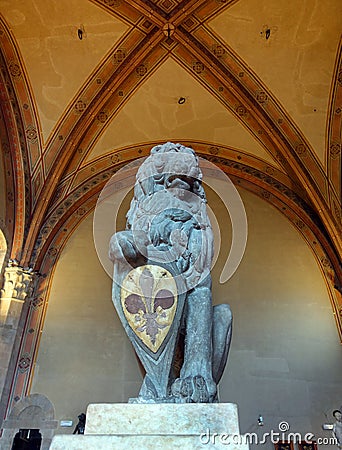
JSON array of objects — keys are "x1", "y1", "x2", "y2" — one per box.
[
  {"x1": 1, "y1": 394, "x2": 57, "y2": 450},
  {"x1": 85, "y1": 403, "x2": 240, "y2": 435},
  {"x1": 109, "y1": 142, "x2": 232, "y2": 403},
  {"x1": 51, "y1": 403, "x2": 248, "y2": 450},
  {"x1": 51, "y1": 434, "x2": 248, "y2": 449}
]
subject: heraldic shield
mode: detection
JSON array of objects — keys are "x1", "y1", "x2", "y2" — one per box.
[{"x1": 112, "y1": 260, "x2": 187, "y2": 402}]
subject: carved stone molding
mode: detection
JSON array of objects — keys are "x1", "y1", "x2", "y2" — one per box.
[
  {"x1": 0, "y1": 261, "x2": 38, "y2": 324},
  {"x1": 0, "y1": 262, "x2": 37, "y2": 302}
]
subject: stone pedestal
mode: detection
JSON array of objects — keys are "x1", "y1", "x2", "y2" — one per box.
[{"x1": 51, "y1": 403, "x2": 249, "y2": 449}]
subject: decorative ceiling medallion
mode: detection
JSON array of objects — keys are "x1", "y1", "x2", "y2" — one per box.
[
  {"x1": 9, "y1": 61, "x2": 21, "y2": 78},
  {"x1": 209, "y1": 146, "x2": 219, "y2": 155},
  {"x1": 192, "y1": 61, "x2": 205, "y2": 74},
  {"x1": 25, "y1": 125, "x2": 38, "y2": 143},
  {"x1": 295, "y1": 144, "x2": 307, "y2": 157},
  {"x1": 121, "y1": 265, "x2": 178, "y2": 353},
  {"x1": 320, "y1": 256, "x2": 331, "y2": 268},
  {"x1": 256, "y1": 90, "x2": 268, "y2": 104},
  {"x1": 135, "y1": 64, "x2": 148, "y2": 77},
  {"x1": 330, "y1": 143, "x2": 341, "y2": 159},
  {"x1": 295, "y1": 220, "x2": 305, "y2": 229},
  {"x1": 18, "y1": 353, "x2": 31, "y2": 373},
  {"x1": 162, "y1": 23, "x2": 175, "y2": 38},
  {"x1": 75, "y1": 99, "x2": 87, "y2": 114},
  {"x1": 212, "y1": 44, "x2": 225, "y2": 58},
  {"x1": 96, "y1": 110, "x2": 108, "y2": 123},
  {"x1": 236, "y1": 105, "x2": 247, "y2": 117},
  {"x1": 113, "y1": 48, "x2": 126, "y2": 65},
  {"x1": 47, "y1": 247, "x2": 58, "y2": 258},
  {"x1": 111, "y1": 153, "x2": 121, "y2": 164}
]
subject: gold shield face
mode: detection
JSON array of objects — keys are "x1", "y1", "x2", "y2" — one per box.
[{"x1": 121, "y1": 265, "x2": 178, "y2": 353}]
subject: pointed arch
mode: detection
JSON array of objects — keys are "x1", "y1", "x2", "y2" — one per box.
[{"x1": 0, "y1": 18, "x2": 37, "y2": 262}]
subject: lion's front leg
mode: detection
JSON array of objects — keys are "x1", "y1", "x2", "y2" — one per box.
[
  {"x1": 172, "y1": 283, "x2": 217, "y2": 403},
  {"x1": 109, "y1": 230, "x2": 149, "y2": 267}
]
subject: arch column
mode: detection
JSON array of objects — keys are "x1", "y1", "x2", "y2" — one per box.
[{"x1": 0, "y1": 262, "x2": 39, "y2": 429}]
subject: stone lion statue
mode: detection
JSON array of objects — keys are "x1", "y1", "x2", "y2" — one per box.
[{"x1": 109, "y1": 142, "x2": 232, "y2": 403}]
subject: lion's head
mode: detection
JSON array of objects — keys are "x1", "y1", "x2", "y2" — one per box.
[
  {"x1": 127, "y1": 142, "x2": 207, "y2": 225},
  {"x1": 125, "y1": 142, "x2": 213, "y2": 286}
]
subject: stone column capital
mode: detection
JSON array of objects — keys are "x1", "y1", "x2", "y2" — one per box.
[{"x1": 1, "y1": 262, "x2": 38, "y2": 302}]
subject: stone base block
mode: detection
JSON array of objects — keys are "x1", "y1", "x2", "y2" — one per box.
[
  {"x1": 51, "y1": 434, "x2": 249, "y2": 449},
  {"x1": 50, "y1": 403, "x2": 249, "y2": 450},
  {"x1": 85, "y1": 402, "x2": 240, "y2": 435}
]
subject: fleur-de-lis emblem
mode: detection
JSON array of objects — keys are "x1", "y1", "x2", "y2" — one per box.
[{"x1": 121, "y1": 266, "x2": 178, "y2": 352}]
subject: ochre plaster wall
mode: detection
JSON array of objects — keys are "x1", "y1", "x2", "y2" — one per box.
[
  {"x1": 211, "y1": 189, "x2": 342, "y2": 448},
  {"x1": 31, "y1": 188, "x2": 342, "y2": 445},
  {"x1": 31, "y1": 212, "x2": 142, "y2": 434}
]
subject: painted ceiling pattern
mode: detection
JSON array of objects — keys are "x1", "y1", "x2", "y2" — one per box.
[{"x1": 0, "y1": 0, "x2": 341, "y2": 416}]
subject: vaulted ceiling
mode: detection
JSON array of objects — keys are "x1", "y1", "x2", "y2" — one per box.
[{"x1": 0, "y1": 0, "x2": 341, "y2": 340}]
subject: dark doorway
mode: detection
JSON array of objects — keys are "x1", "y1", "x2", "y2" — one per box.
[{"x1": 11, "y1": 429, "x2": 42, "y2": 450}]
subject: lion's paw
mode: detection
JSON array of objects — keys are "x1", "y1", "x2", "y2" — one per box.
[{"x1": 171, "y1": 375, "x2": 216, "y2": 403}]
